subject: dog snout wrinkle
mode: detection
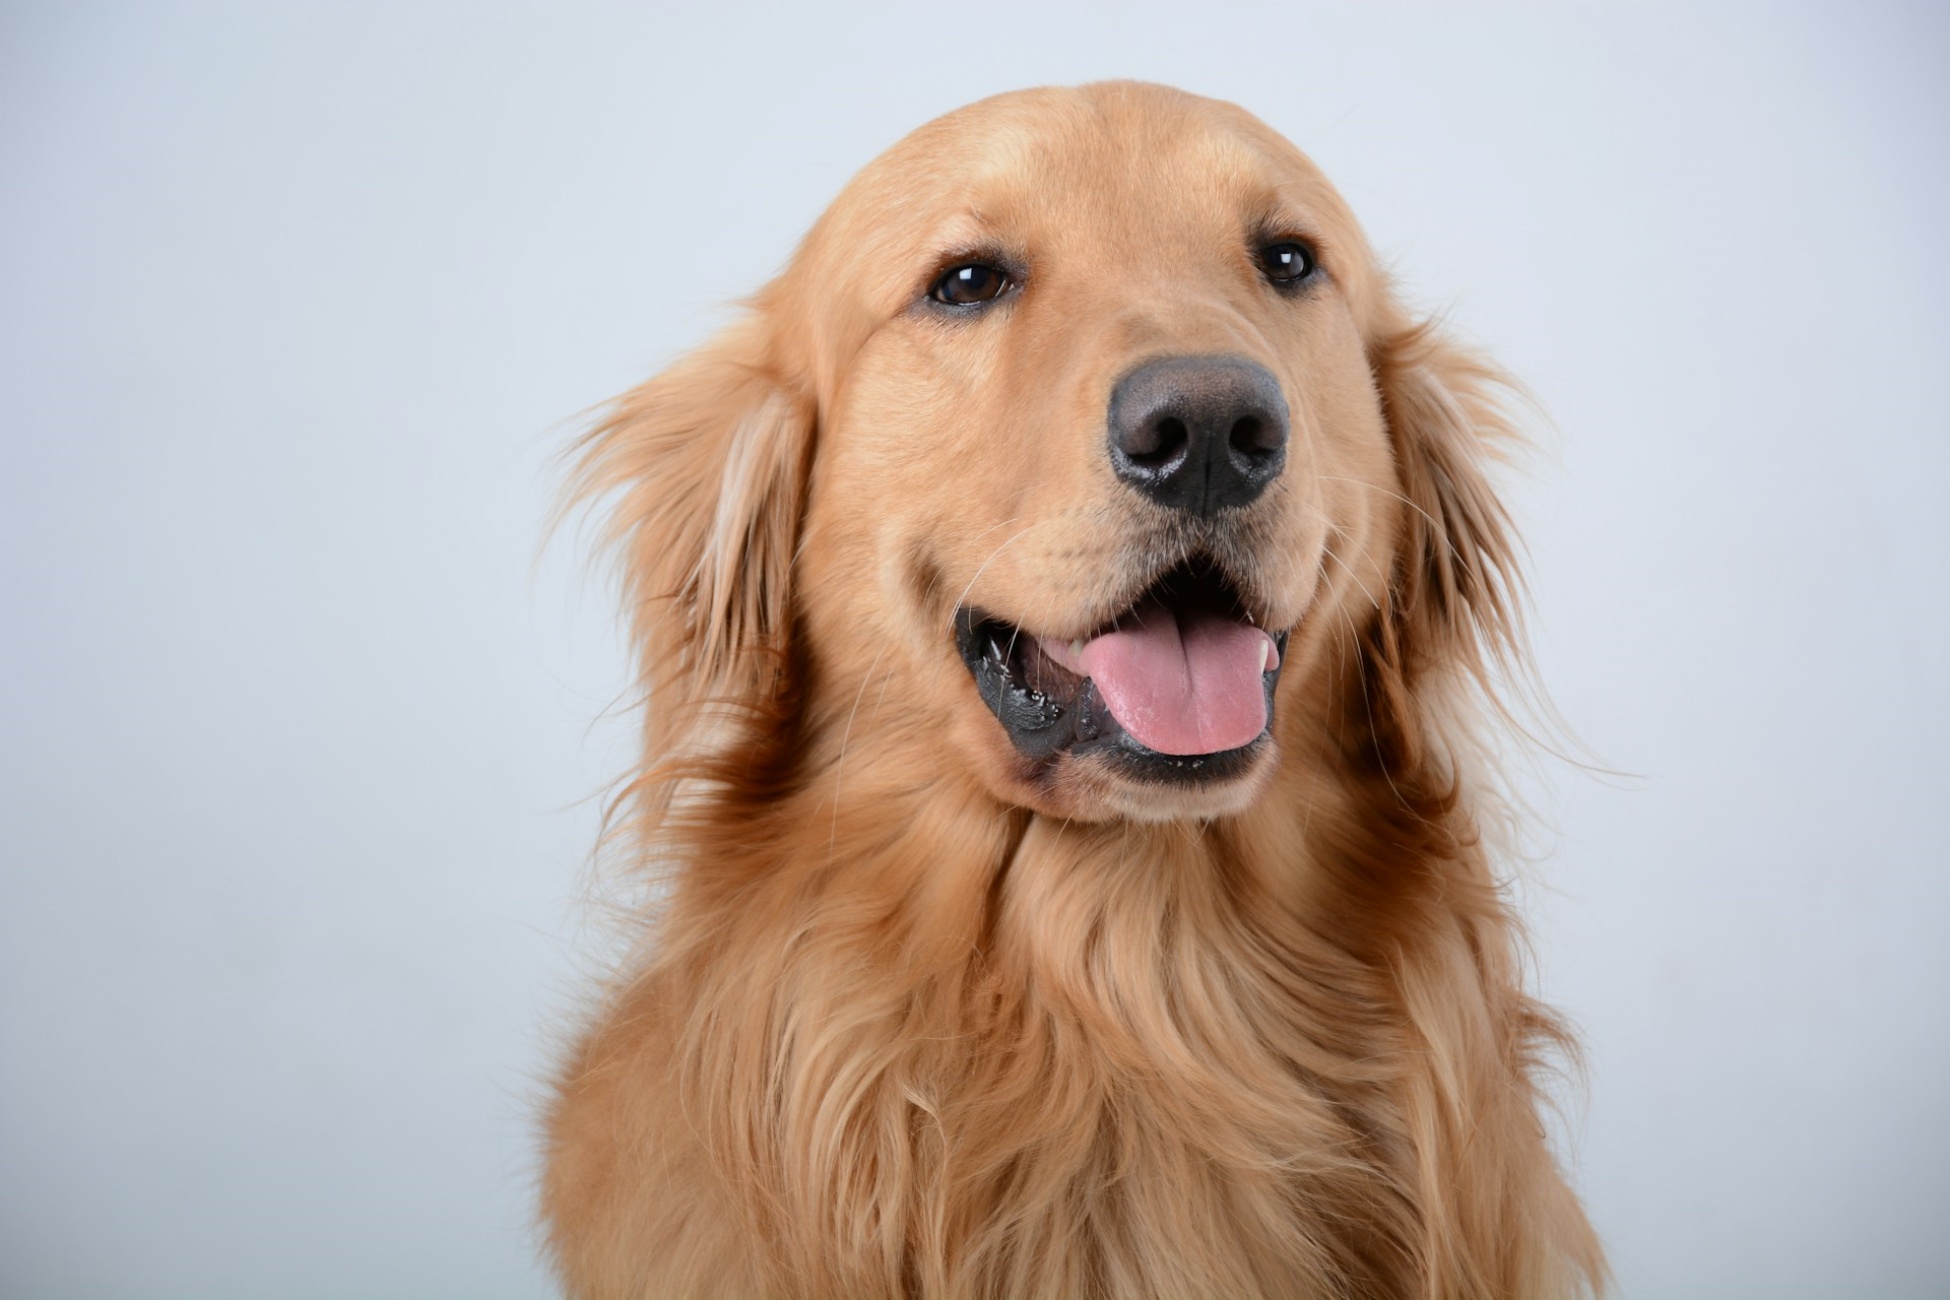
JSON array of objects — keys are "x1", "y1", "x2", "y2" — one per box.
[{"x1": 1107, "y1": 355, "x2": 1289, "y2": 516}]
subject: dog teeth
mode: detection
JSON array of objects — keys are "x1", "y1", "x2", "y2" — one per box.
[
  {"x1": 1070, "y1": 638, "x2": 1086, "y2": 661},
  {"x1": 1263, "y1": 639, "x2": 1279, "y2": 672}
]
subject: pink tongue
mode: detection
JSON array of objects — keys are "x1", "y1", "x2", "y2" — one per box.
[{"x1": 1078, "y1": 601, "x2": 1275, "y2": 756}]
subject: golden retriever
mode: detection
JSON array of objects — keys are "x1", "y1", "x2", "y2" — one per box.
[{"x1": 544, "y1": 82, "x2": 1605, "y2": 1299}]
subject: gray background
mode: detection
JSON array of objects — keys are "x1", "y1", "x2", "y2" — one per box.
[{"x1": 3, "y1": 3, "x2": 1945, "y2": 1296}]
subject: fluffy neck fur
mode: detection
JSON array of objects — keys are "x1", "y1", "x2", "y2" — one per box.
[{"x1": 563, "y1": 637, "x2": 1602, "y2": 1300}]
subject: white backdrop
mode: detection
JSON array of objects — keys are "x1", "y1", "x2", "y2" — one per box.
[{"x1": 3, "y1": 3, "x2": 1945, "y2": 1297}]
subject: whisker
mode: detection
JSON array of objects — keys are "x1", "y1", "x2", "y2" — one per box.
[
  {"x1": 1315, "y1": 473, "x2": 1478, "y2": 579},
  {"x1": 1320, "y1": 541, "x2": 1380, "y2": 611},
  {"x1": 949, "y1": 522, "x2": 1039, "y2": 620},
  {"x1": 866, "y1": 644, "x2": 900, "y2": 731}
]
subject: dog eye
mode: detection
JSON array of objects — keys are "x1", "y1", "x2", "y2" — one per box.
[
  {"x1": 1258, "y1": 241, "x2": 1317, "y2": 287},
  {"x1": 930, "y1": 263, "x2": 1011, "y2": 307}
]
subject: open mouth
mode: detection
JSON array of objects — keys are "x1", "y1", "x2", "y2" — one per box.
[{"x1": 954, "y1": 558, "x2": 1290, "y2": 785}]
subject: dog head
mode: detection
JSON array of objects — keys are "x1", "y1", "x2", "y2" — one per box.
[{"x1": 578, "y1": 82, "x2": 1520, "y2": 826}]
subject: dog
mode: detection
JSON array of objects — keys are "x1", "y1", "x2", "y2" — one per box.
[{"x1": 544, "y1": 82, "x2": 1605, "y2": 1298}]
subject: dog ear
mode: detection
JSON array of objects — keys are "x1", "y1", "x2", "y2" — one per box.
[
  {"x1": 1366, "y1": 315, "x2": 1527, "y2": 752},
  {"x1": 569, "y1": 310, "x2": 816, "y2": 744}
]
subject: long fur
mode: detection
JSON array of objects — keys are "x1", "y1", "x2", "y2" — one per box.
[{"x1": 545, "y1": 83, "x2": 1604, "y2": 1299}]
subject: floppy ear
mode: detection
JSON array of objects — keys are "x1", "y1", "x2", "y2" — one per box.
[
  {"x1": 570, "y1": 311, "x2": 816, "y2": 756},
  {"x1": 1366, "y1": 314, "x2": 1527, "y2": 756}
]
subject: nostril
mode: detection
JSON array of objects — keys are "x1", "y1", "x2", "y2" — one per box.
[
  {"x1": 1126, "y1": 416, "x2": 1188, "y2": 467},
  {"x1": 1229, "y1": 415, "x2": 1267, "y2": 457},
  {"x1": 1232, "y1": 419, "x2": 1263, "y2": 459}
]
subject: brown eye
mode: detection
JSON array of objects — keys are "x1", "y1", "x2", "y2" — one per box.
[
  {"x1": 1258, "y1": 241, "x2": 1317, "y2": 287},
  {"x1": 930, "y1": 263, "x2": 1011, "y2": 306}
]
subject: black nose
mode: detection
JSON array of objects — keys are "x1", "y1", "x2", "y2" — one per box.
[{"x1": 1107, "y1": 356, "x2": 1289, "y2": 516}]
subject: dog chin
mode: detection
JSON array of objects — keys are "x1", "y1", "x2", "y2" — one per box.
[
  {"x1": 1085, "y1": 744, "x2": 1280, "y2": 822},
  {"x1": 981, "y1": 733, "x2": 1281, "y2": 825}
]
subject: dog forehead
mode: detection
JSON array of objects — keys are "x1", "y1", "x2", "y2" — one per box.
[
  {"x1": 770, "y1": 84, "x2": 1382, "y2": 390},
  {"x1": 810, "y1": 83, "x2": 1361, "y2": 277},
  {"x1": 893, "y1": 85, "x2": 1269, "y2": 207}
]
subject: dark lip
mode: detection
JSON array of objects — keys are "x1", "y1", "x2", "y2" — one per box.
[{"x1": 953, "y1": 560, "x2": 1290, "y2": 785}]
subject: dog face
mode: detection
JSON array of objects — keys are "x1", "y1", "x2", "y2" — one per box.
[
  {"x1": 582, "y1": 82, "x2": 1515, "y2": 827},
  {"x1": 788, "y1": 86, "x2": 1402, "y2": 821}
]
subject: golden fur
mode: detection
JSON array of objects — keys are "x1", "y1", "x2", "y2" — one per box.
[{"x1": 544, "y1": 82, "x2": 1604, "y2": 1298}]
